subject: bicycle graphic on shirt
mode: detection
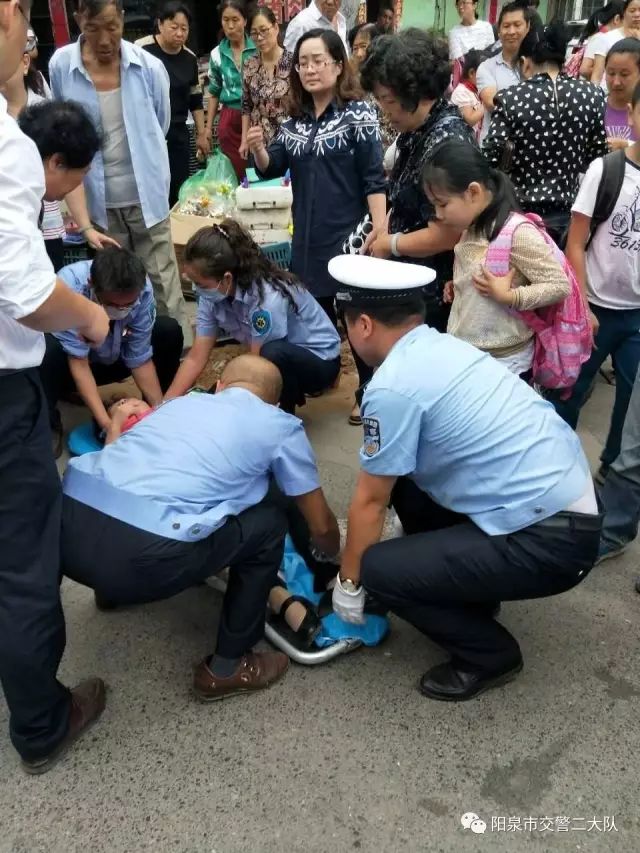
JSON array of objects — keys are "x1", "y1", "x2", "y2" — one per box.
[{"x1": 609, "y1": 186, "x2": 640, "y2": 250}]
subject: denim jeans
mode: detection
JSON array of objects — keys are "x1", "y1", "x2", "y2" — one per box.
[
  {"x1": 600, "y1": 363, "x2": 640, "y2": 549},
  {"x1": 553, "y1": 304, "x2": 640, "y2": 466}
]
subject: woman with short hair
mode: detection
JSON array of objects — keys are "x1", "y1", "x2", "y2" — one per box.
[{"x1": 359, "y1": 28, "x2": 474, "y2": 331}]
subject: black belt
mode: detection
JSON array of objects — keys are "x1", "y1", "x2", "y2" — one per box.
[
  {"x1": 0, "y1": 367, "x2": 27, "y2": 377},
  {"x1": 535, "y1": 511, "x2": 603, "y2": 533}
]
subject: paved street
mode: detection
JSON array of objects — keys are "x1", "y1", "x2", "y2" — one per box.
[{"x1": 0, "y1": 374, "x2": 637, "y2": 853}]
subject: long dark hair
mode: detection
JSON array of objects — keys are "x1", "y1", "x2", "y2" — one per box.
[
  {"x1": 24, "y1": 62, "x2": 45, "y2": 97},
  {"x1": 184, "y1": 218, "x2": 301, "y2": 310},
  {"x1": 582, "y1": 0, "x2": 623, "y2": 41},
  {"x1": 287, "y1": 28, "x2": 362, "y2": 117},
  {"x1": 422, "y1": 141, "x2": 521, "y2": 241},
  {"x1": 518, "y1": 21, "x2": 569, "y2": 68}
]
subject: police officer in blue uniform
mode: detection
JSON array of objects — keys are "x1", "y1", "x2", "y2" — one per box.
[
  {"x1": 39, "y1": 246, "x2": 183, "y2": 452},
  {"x1": 165, "y1": 221, "x2": 342, "y2": 413},
  {"x1": 60, "y1": 354, "x2": 340, "y2": 701},
  {"x1": 330, "y1": 255, "x2": 602, "y2": 701}
]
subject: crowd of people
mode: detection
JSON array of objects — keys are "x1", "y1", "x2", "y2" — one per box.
[{"x1": 1, "y1": 0, "x2": 640, "y2": 779}]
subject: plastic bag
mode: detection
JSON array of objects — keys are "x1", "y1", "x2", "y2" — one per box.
[{"x1": 177, "y1": 148, "x2": 239, "y2": 217}]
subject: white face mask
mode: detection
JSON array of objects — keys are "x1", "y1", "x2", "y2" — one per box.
[
  {"x1": 195, "y1": 285, "x2": 228, "y2": 303},
  {"x1": 104, "y1": 304, "x2": 133, "y2": 321}
]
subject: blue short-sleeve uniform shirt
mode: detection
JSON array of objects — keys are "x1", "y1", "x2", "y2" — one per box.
[
  {"x1": 360, "y1": 325, "x2": 590, "y2": 535},
  {"x1": 196, "y1": 279, "x2": 340, "y2": 360},
  {"x1": 63, "y1": 388, "x2": 321, "y2": 541},
  {"x1": 54, "y1": 261, "x2": 156, "y2": 369}
]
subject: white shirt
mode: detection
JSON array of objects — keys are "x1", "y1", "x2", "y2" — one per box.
[
  {"x1": 590, "y1": 27, "x2": 624, "y2": 58},
  {"x1": 572, "y1": 155, "x2": 640, "y2": 309},
  {"x1": 284, "y1": 1, "x2": 349, "y2": 55},
  {"x1": 448, "y1": 20, "x2": 496, "y2": 61},
  {"x1": 0, "y1": 94, "x2": 56, "y2": 370}
]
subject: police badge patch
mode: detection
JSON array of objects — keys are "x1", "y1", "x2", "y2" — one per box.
[
  {"x1": 251, "y1": 309, "x2": 272, "y2": 336},
  {"x1": 362, "y1": 417, "x2": 381, "y2": 456}
]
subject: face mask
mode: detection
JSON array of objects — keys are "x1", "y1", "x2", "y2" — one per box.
[
  {"x1": 195, "y1": 285, "x2": 228, "y2": 303},
  {"x1": 104, "y1": 305, "x2": 133, "y2": 321}
]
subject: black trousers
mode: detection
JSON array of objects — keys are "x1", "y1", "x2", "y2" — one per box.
[
  {"x1": 261, "y1": 339, "x2": 341, "y2": 414},
  {"x1": 167, "y1": 123, "x2": 191, "y2": 208},
  {"x1": 0, "y1": 370, "x2": 71, "y2": 761},
  {"x1": 61, "y1": 498, "x2": 287, "y2": 659},
  {"x1": 360, "y1": 478, "x2": 601, "y2": 672},
  {"x1": 316, "y1": 295, "x2": 373, "y2": 391},
  {"x1": 39, "y1": 315, "x2": 183, "y2": 428},
  {"x1": 44, "y1": 237, "x2": 65, "y2": 273}
]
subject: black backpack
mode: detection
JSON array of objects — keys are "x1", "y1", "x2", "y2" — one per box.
[{"x1": 586, "y1": 148, "x2": 627, "y2": 250}]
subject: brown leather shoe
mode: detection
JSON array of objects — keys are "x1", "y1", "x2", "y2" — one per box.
[
  {"x1": 193, "y1": 652, "x2": 289, "y2": 702},
  {"x1": 21, "y1": 678, "x2": 107, "y2": 775}
]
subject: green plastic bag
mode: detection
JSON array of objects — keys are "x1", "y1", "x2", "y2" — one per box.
[{"x1": 177, "y1": 148, "x2": 238, "y2": 215}]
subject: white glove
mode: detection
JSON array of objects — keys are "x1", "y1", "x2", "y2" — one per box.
[{"x1": 332, "y1": 574, "x2": 366, "y2": 625}]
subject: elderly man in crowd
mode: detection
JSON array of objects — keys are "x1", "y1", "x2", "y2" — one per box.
[{"x1": 49, "y1": 0, "x2": 191, "y2": 344}]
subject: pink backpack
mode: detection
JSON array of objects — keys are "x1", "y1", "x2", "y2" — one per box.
[{"x1": 485, "y1": 212, "x2": 593, "y2": 395}]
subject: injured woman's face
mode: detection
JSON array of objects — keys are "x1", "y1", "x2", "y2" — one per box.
[{"x1": 108, "y1": 398, "x2": 151, "y2": 421}]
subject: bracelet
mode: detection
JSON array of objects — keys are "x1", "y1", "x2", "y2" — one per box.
[
  {"x1": 390, "y1": 233, "x2": 402, "y2": 257},
  {"x1": 79, "y1": 226, "x2": 93, "y2": 234}
]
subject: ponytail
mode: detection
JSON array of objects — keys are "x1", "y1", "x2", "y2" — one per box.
[
  {"x1": 184, "y1": 218, "x2": 301, "y2": 310},
  {"x1": 582, "y1": 1, "x2": 624, "y2": 41},
  {"x1": 422, "y1": 140, "x2": 521, "y2": 242}
]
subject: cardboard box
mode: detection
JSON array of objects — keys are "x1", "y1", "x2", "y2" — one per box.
[{"x1": 170, "y1": 203, "x2": 223, "y2": 246}]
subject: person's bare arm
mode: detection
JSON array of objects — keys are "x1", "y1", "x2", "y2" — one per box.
[
  {"x1": 19, "y1": 279, "x2": 108, "y2": 345},
  {"x1": 367, "y1": 192, "x2": 388, "y2": 232},
  {"x1": 131, "y1": 360, "x2": 163, "y2": 406},
  {"x1": 68, "y1": 356, "x2": 111, "y2": 431},
  {"x1": 591, "y1": 53, "x2": 606, "y2": 85},
  {"x1": 479, "y1": 85, "x2": 498, "y2": 112},
  {"x1": 579, "y1": 56, "x2": 594, "y2": 79},
  {"x1": 391, "y1": 221, "x2": 462, "y2": 258},
  {"x1": 294, "y1": 488, "x2": 341, "y2": 558},
  {"x1": 340, "y1": 471, "x2": 396, "y2": 584},
  {"x1": 65, "y1": 185, "x2": 120, "y2": 250},
  {"x1": 204, "y1": 95, "x2": 219, "y2": 144},
  {"x1": 240, "y1": 114, "x2": 251, "y2": 161},
  {"x1": 164, "y1": 335, "x2": 215, "y2": 399},
  {"x1": 565, "y1": 211, "x2": 599, "y2": 336}
]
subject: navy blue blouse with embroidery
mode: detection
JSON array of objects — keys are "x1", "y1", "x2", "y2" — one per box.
[{"x1": 257, "y1": 99, "x2": 385, "y2": 298}]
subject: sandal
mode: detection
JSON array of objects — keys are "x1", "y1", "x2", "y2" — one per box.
[{"x1": 269, "y1": 594, "x2": 321, "y2": 650}]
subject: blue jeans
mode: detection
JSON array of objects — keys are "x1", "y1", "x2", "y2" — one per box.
[
  {"x1": 554, "y1": 304, "x2": 640, "y2": 467},
  {"x1": 600, "y1": 363, "x2": 640, "y2": 549}
]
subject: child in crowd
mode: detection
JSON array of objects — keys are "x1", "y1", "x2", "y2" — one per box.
[
  {"x1": 604, "y1": 38, "x2": 640, "y2": 147},
  {"x1": 165, "y1": 219, "x2": 342, "y2": 413},
  {"x1": 423, "y1": 141, "x2": 571, "y2": 379},
  {"x1": 450, "y1": 49, "x2": 486, "y2": 140},
  {"x1": 560, "y1": 80, "x2": 640, "y2": 482}
]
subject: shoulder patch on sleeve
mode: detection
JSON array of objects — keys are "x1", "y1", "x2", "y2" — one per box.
[
  {"x1": 362, "y1": 416, "x2": 380, "y2": 457},
  {"x1": 251, "y1": 309, "x2": 272, "y2": 337}
]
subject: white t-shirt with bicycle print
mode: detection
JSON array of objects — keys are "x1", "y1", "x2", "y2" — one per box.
[{"x1": 573, "y1": 155, "x2": 640, "y2": 310}]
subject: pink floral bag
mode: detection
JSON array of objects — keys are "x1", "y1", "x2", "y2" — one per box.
[{"x1": 485, "y1": 212, "x2": 594, "y2": 396}]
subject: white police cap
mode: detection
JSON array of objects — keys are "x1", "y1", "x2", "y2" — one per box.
[{"x1": 329, "y1": 255, "x2": 436, "y2": 306}]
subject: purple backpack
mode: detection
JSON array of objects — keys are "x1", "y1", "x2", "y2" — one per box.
[{"x1": 485, "y1": 212, "x2": 594, "y2": 395}]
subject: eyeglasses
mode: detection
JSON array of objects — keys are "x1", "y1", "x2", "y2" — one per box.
[
  {"x1": 25, "y1": 31, "x2": 37, "y2": 51},
  {"x1": 249, "y1": 26, "x2": 273, "y2": 39},
  {"x1": 295, "y1": 58, "x2": 337, "y2": 73}
]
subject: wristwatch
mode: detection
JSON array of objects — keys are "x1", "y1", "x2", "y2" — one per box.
[{"x1": 339, "y1": 575, "x2": 361, "y2": 593}]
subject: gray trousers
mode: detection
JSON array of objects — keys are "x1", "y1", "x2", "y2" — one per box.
[
  {"x1": 600, "y1": 364, "x2": 640, "y2": 548},
  {"x1": 104, "y1": 206, "x2": 192, "y2": 346}
]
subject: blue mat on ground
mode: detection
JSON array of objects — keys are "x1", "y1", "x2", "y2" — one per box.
[
  {"x1": 67, "y1": 422, "x2": 102, "y2": 456},
  {"x1": 280, "y1": 535, "x2": 389, "y2": 648}
]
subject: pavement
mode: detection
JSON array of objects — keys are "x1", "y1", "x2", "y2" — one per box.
[{"x1": 0, "y1": 371, "x2": 638, "y2": 853}]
